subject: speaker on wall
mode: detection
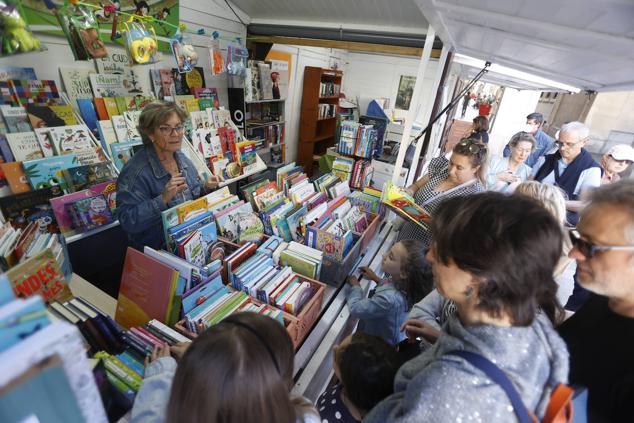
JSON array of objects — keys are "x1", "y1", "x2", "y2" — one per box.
[{"x1": 228, "y1": 88, "x2": 245, "y2": 131}]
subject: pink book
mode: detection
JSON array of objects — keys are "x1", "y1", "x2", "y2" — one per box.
[
  {"x1": 89, "y1": 179, "x2": 117, "y2": 212},
  {"x1": 50, "y1": 189, "x2": 93, "y2": 233},
  {"x1": 213, "y1": 200, "x2": 245, "y2": 219}
]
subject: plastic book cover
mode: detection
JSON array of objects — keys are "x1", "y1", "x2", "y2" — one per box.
[
  {"x1": 8, "y1": 80, "x2": 60, "y2": 105},
  {"x1": 110, "y1": 140, "x2": 142, "y2": 171},
  {"x1": 70, "y1": 195, "x2": 114, "y2": 231},
  {"x1": 23, "y1": 154, "x2": 78, "y2": 190},
  {"x1": 50, "y1": 190, "x2": 93, "y2": 233},
  {"x1": 216, "y1": 202, "x2": 253, "y2": 241},
  {"x1": 237, "y1": 212, "x2": 265, "y2": 244},
  {"x1": 6, "y1": 248, "x2": 71, "y2": 304},
  {"x1": 381, "y1": 180, "x2": 430, "y2": 228}
]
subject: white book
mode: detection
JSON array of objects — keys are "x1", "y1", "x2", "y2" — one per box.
[
  {"x1": 287, "y1": 241, "x2": 323, "y2": 261},
  {"x1": 59, "y1": 67, "x2": 95, "y2": 102},
  {"x1": 0, "y1": 321, "x2": 108, "y2": 423},
  {"x1": 122, "y1": 110, "x2": 141, "y2": 140},
  {"x1": 96, "y1": 120, "x2": 118, "y2": 156},
  {"x1": 34, "y1": 127, "x2": 54, "y2": 157},
  {"x1": 332, "y1": 199, "x2": 352, "y2": 221},
  {"x1": 277, "y1": 280, "x2": 302, "y2": 308},
  {"x1": 5, "y1": 132, "x2": 43, "y2": 161},
  {"x1": 148, "y1": 319, "x2": 191, "y2": 344},
  {"x1": 111, "y1": 115, "x2": 128, "y2": 142},
  {"x1": 272, "y1": 241, "x2": 289, "y2": 266},
  {"x1": 193, "y1": 128, "x2": 214, "y2": 158},
  {"x1": 262, "y1": 266, "x2": 292, "y2": 299},
  {"x1": 48, "y1": 125, "x2": 93, "y2": 154},
  {"x1": 204, "y1": 186, "x2": 231, "y2": 206},
  {"x1": 89, "y1": 73, "x2": 129, "y2": 98},
  {"x1": 285, "y1": 281, "x2": 312, "y2": 314}
]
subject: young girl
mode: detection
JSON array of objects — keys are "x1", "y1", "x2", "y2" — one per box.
[
  {"x1": 130, "y1": 312, "x2": 320, "y2": 423},
  {"x1": 346, "y1": 239, "x2": 431, "y2": 346}
]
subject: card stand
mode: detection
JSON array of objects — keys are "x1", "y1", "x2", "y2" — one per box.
[
  {"x1": 278, "y1": 275, "x2": 326, "y2": 349},
  {"x1": 352, "y1": 212, "x2": 381, "y2": 255}
]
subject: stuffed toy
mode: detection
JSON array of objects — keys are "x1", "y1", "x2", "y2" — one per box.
[{"x1": 1, "y1": 3, "x2": 41, "y2": 55}]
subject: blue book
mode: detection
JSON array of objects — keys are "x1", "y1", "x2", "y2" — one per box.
[
  {"x1": 116, "y1": 351, "x2": 145, "y2": 377},
  {"x1": 185, "y1": 285, "x2": 230, "y2": 321},
  {"x1": 239, "y1": 256, "x2": 273, "y2": 289},
  {"x1": 76, "y1": 99, "x2": 99, "y2": 138},
  {"x1": 232, "y1": 254, "x2": 268, "y2": 289},
  {"x1": 181, "y1": 274, "x2": 224, "y2": 314},
  {"x1": 257, "y1": 236, "x2": 284, "y2": 257},
  {"x1": 0, "y1": 296, "x2": 50, "y2": 353},
  {"x1": 0, "y1": 66, "x2": 37, "y2": 80},
  {"x1": 198, "y1": 220, "x2": 217, "y2": 263},
  {"x1": 286, "y1": 204, "x2": 308, "y2": 242},
  {"x1": 0, "y1": 274, "x2": 15, "y2": 306},
  {"x1": 0, "y1": 134, "x2": 15, "y2": 162},
  {"x1": 110, "y1": 140, "x2": 142, "y2": 171},
  {"x1": 22, "y1": 154, "x2": 78, "y2": 190}
]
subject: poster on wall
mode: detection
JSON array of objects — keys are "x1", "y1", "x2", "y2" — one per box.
[
  {"x1": 265, "y1": 50, "x2": 292, "y2": 101},
  {"x1": 20, "y1": 0, "x2": 179, "y2": 53},
  {"x1": 395, "y1": 75, "x2": 416, "y2": 111}
]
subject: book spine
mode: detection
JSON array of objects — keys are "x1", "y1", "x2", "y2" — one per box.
[{"x1": 116, "y1": 351, "x2": 145, "y2": 377}]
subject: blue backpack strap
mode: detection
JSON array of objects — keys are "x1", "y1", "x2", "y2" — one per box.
[{"x1": 447, "y1": 350, "x2": 535, "y2": 423}]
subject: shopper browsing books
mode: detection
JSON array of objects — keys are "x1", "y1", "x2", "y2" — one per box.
[
  {"x1": 116, "y1": 101, "x2": 222, "y2": 250},
  {"x1": 485, "y1": 132, "x2": 534, "y2": 192},
  {"x1": 396, "y1": 138, "x2": 486, "y2": 246},
  {"x1": 130, "y1": 312, "x2": 320, "y2": 423},
  {"x1": 345, "y1": 239, "x2": 431, "y2": 346}
]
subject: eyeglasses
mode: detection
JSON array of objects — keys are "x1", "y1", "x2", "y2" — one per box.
[
  {"x1": 569, "y1": 229, "x2": 634, "y2": 258},
  {"x1": 556, "y1": 139, "x2": 585, "y2": 149},
  {"x1": 158, "y1": 125, "x2": 185, "y2": 135},
  {"x1": 457, "y1": 139, "x2": 485, "y2": 155}
]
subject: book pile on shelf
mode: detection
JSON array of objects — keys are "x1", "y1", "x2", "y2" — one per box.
[
  {"x1": 348, "y1": 186, "x2": 384, "y2": 216},
  {"x1": 245, "y1": 59, "x2": 289, "y2": 102},
  {"x1": 350, "y1": 160, "x2": 373, "y2": 190},
  {"x1": 318, "y1": 103, "x2": 337, "y2": 119},
  {"x1": 320, "y1": 81, "x2": 340, "y2": 97},
  {"x1": 337, "y1": 120, "x2": 379, "y2": 158}
]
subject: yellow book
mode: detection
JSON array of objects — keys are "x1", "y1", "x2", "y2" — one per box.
[
  {"x1": 380, "y1": 180, "x2": 430, "y2": 228},
  {"x1": 363, "y1": 186, "x2": 382, "y2": 198},
  {"x1": 49, "y1": 105, "x2": 78, "y2": 125},
  {"x1": 184, "y1": 98, "x2": 200, "y2": 112},
  {"x1": 176, "y1": 196, "x2": 208, "y2": 223},
  {"x1": 103, "y1": 97, "x2": 119, "y2": 119}
]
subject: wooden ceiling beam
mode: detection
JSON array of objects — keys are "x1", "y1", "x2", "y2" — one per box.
[{"x1": 247, "y1": 35, "x2": 442, "y2": 58}]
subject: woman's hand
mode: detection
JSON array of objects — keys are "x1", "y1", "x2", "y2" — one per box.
[
  {"x1": 205, "y1": 174, "x2": 224, "y2": 190},
  {"x1": 496, "y1": 171, "x2": 520, "y2": 184},
  {"x1": 358, "y1": 266, "x2": 381, "y2": 283},
  {"x1": 145, "y1": 343, "x2": 171, "y2": 366},
  {"x1": 162, "y1": 173, "x2": 187, "y2": 205},
  {"x1": 347, "y1": 275, "x2": 361, "y2": 287},
  {"x1": 170, "y1": 342, "x2": 191, "y2": 361},
  {"x1": 400, "y1": 319, "x2": 441, "y2": 343}
]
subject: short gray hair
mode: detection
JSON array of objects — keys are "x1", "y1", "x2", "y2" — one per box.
[
  {"x1": 509, "y1": 132, "x2": 536, "y2": 151},
  {"x1": 137, "y1": 101, "x2": 188, "y2": 146},
  {"x1": 515, "y1": 181, "x2": 567, "y2": 225},
  {"x1": 586, "y1": 180, "x2": 634, "y2": 243},
  {"x1": 560, "y1": 121, "x2": 590, "y2": 141}
]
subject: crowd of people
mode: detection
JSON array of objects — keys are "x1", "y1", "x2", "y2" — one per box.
[{"x1": 125, "y1": 109, "x2": 634, "y2": 423}]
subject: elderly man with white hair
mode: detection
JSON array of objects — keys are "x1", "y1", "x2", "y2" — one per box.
[{"x1": 531, "y1": 121, "x2": 601, "y2": 225}]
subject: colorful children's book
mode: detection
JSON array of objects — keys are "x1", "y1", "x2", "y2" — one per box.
[
  {"x1": 47, "y1": 125, "x2": 94, "y2": 155},
  {"x1": 96, "y1": 120, "x2": 118, "y2": 155},
  {"x1": 23, "y1": 155, "x2": 78, "y2": 190},
  {"x1": 57, "y1": 162, "x2": 113, "y2": 193},
  {"x1": 0, "y1": 187, "x2": 59, "y2": 231},
  {"x1": 0, "y1": 66, "x2": 37, "y2": 82},
  {"x1": 1, "y1": 105, "x2": 32, "y2": 132},
  {"x1": 8, "y1": 80, "x2": 60, "y2": 105},
  {"x1": 59, "y1": 67, "x2": 95, "y2": 102},
  {"x1": 89, "y1": 74, "x2": 129, "y2": 98},
  {"x1": 380, "y1": 180, "x2": 430, "y2": 228},
  {"x1": 192, "y1": 87, "x2": 219, "y2": 108},
  {"x1": 76, "y1": 99, "x2": 100, "y2": 137},
  {"x1": 66, "y1": 194, "x2": 114, "y2": 231},
  {"x1": 50, "y1": 189, "x2": 94, "y2": 233},
  {"x1": 110, "y1": 140, "x2": 142, "y2": 171},
  {"x1": 6, "y1": 248, "x2": 72, "y2": 304},
  {"x1": 0, "y1": 82, "x2": 14, "y2": 106},
  {"x1": 5, "y1": 132, "x2": 43, "y2": 162},
  {"x1": 25, "y1": 104, "x2": 77, "y2": 128},
  {"x1": 89, "y1": 179, "x2": 117, "y2": 212},
  {"x1": 0, "y1": 162, "x2": 30, "y2": 194}
]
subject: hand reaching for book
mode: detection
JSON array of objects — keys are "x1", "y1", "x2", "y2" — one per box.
[
  {"x1": 347, "y1": 275, "x2": 361, "y2": 287},
  {"x1": 359, "y1": 266, "x2": 381, "y2": 283},
  {"x1": 146, "y1": 343, "x2": 171, "y2": 366},
  {"x1": 162, "y1": 173, "x2": 187, "y2": 205},
  {"x1": 205, "y1": 174, "x2": 224, "y2": 190},
  {"x1": 170, "y1": 342, "x2": 191, "y2": 361},
  {"x1": 400, "y1": 319, "x2": 440, "y2": 343}
]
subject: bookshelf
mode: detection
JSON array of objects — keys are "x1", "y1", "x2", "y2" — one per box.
[{"x1": 298, "y1": 67, "x2": 343, "y2": 176}]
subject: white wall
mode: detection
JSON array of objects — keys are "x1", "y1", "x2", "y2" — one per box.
[
  {"x1": 488, "y1": 89, "x2": 541, "y2": 156},
  {"x1": 0, "y1": 0, "x2": 248, "y2": 109},
  {"x1": 268, "y1": 44, "x2": 348, "y2": 163},
  {"x1": 343, "y1": 52, "x2": 438, "y2": 123}
]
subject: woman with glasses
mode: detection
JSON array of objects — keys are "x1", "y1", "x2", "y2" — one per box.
[
  {"x1": 397, "y1": 138, "x2": 486, "y2": 246},
  {"x1": 485, "y1": 132, "x2": 534, "y2": 192},
  {"x1": 116, "y1": 101, "x2": 222, "y2": 250}
]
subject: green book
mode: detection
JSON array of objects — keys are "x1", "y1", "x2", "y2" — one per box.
[{"x1": 280, "y1": 250, "x2": 317, "y2": 279}]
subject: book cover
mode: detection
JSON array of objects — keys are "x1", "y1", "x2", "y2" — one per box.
[
  {"x1": 8, "y1": 80, "x2": 60, "y2": 105},
  {"x1": 50, "y1": 189, "x2": 94, "y2": 233},
  {"x1": 23, "y1": 154, "x2": 79, "y2": 190},
  {"x1": 115, "y1": 247, "x2": 179, "y2": 329},
  {"x1": 242, "y1": 178, "x2": 271, "y2": 209},
  {"x1": 110, "y1": 140, "x2": 142, "y2": 171},
  {"x1": 0, "y1": 134, "x2": 15, "y2": 162},
  {"x1": 1, "y1": 105, "x2": 32, "y2": 132},
  {"x1": 216, "y1": 202, "x2": 253, "y2": 241},
  {"x1": 95, "y1": 53, "x2": 150, "y2": 96},
  {"x1": 73, "y1": 146, "x2": 106, "y2": 166},
  {"x1": 159, "y1": 69, "x2": 176, "y2": 98},
  {"x1": 111, "y1": 115, "x2": 129, "y2": 142},
  {"x1": 6, "y1": 132, "x2": 43, "y2": 162},
  {"x1": 184, "y1": 98, "x2": 200, "y2": 112},
  {"x1": 381, "y1": 180, "x2": 430, "y2": 228},
  {"x1": 172, "y1": 67, "x2": 205, "y2": 95},
  {"x1": 0, "y1": 66, "x2": 37, "y2": 81},
  {"x1": 0, "y1": 81, "x2": 14, "y2": 105},
  {"x1": 174, "y1": 95, "x2": 194, "y2": 113},
  {"x1": 237, "y1": 212, "x2": 265, "y2": 244},
  {"x1": 89, "y1": 180, "x2": 117, "y2": 212},
  {"x1": 59, "y1": 67, "x2": 95, "y2": 101},
  {"x1": 69, "y1": 195, "x2": 114, "y2": 231},
  {"x1": 93, "y1": 98, "x2": 109, "y2": 120},
  {"x1": 89, "y1": 74, "x2": 130, "y2": 98},
  {"x1": 279, "y1": 251, "x2": 317, "y2": 279},
  {"x1": 176, "y1": 196, "x2": 208, "y2": 224},
  {"x1": 58, "y1": 162, "x2": 113, "y2": 193},
  {"x1": 102, "y1": 97, "x2": 120, "y2": 118},
  {"x1": 0, "y1": 187, "x2": 59, "y2": 231},
  {"x1": 48, "y1": 125, "x2": 94, "y2": 155},
  {"x1": 96, "y1": 120, "x2": 118, "y2": 155},
  {"x1": 76, "y1": 99, "x2": 100, "y2": 138},
  {"x1": 122, "y1": 111, "x2": 142, "y2": 140},
  {"x1": 257, "y1": 62, "x2": 273, "y2": 100},
  {"x1": 6, "y1": 248, "x2": 71, "y2": 303},
  {"x1": 25, "y1": 104, "x2": 77, "y2": 128},
  {"x1": 192, "y1": 87, "x2": 219, "y2": 108},
  {"x1": 286, "y1": 204, "x2": 308, "y2": 242},
  {"x1": 0, "y1": 162, "x2": 30, "y2": 194}
]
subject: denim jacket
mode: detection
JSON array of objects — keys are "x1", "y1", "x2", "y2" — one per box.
[
  {"x1": 346, "y1": 282, "x2": 408, "y2": 346},
  {"x1": 116, "y1": 145, "x2": 203, "y2": 251}
]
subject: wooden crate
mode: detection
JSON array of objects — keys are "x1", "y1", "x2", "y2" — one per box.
[{"x1": 280, "y1": 275, "x2": 326, "y2": 348}]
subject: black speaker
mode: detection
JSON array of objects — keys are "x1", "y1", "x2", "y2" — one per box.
[{"x1": 228, "y1": 87, "x2": 245, "y2": 131}]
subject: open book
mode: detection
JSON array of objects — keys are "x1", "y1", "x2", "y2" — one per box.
[{"x1": 380, "y1": 181, "x2": 431, "y2": 228}]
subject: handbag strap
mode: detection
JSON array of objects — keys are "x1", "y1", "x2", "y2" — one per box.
[{"x1": 447, "y1": 350, "x2": 537, "y2": 423}]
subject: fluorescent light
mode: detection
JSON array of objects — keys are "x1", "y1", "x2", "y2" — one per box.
[{"x1": 454, "y1": 54, "x2": 581, "y2": 93}]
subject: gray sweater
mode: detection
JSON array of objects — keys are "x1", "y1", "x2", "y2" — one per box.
[{"x1": 364, "y1": 313, "x2": 569, "y2": 423}]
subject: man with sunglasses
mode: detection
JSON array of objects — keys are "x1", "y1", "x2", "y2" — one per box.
[
  {"x1": 557, "y1": 180, "x2": 634, "y2": 422},
  {"x1": 531, "y1": 121, "x2": 601, "y2": 225}
]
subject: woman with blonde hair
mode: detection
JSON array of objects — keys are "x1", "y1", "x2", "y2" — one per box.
[{"x1": 514, "y1": 181, "x2": 575, "y2": 306}]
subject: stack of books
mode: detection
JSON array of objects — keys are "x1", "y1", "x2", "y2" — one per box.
[
  {"x1": 350, "y1": 159, "x2": 372, "y2": 190},
  {"x1": 337, "y1": 120, "x2": 378, "y2": 159},
  {"x1": 318, "y1": 103, "x2": 337, "y2": 119},
  {"x1": 319, "y1": 82, "x2": 340, "y2": 97}
]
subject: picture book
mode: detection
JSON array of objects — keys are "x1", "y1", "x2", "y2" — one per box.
[
  {"x1": 209, "y1": 108, "x2": 232, "y2": 129},
  {"x1": 172, "y1": 67, "x2": 205, "y2": 95},
  {"x1": 0, "y1": 187, "x2": 59, "y2": 231},
  {"x1": 237, "y1": 212, "x2": 265, "y2": 244},
  {"x1": 24, "y1": 104, "x2": 76, "y2": 129},
  {"x1": 89, "y1": 74, "x2": 129, "y2": 98},
  {"x1": 48, "y1": 125, "x2": 94, "y2": 155},
  {"x1": 236, "y1": 140, "x2": 257, "y2": 167},
  {"x1": 94, "y1": 53, "x2": 150, "y2": 96},
  {"x1": 96, "y1": 120, "x2": 118, "y2": 155},
  {"x1": 192, "y1": 87, "x2": 219, "y2": 108},
  {"x1": 0, "y1": 66, "x2": 37, "y2": 81},
  {"x1": 50, "y1": 189, "x2": 94, "y2": 233},
  {"x1": 76, "y1": 99, "x2": 100, "y2": 137},
  {"x1": 242, "y1": 178, "x2": 271, "y2": 209},
  {"x1": 122, "y1": 111, "x2": 142, "y2": 140},
  {"x1": 89, "y1": 180, "x2": 117, "y2": 212},
  {"x1": 176, "y1": 196, "x2": 208, "y2": 224},
  {"x1": 23, "y1": 155, "x2": 78, "y2": 190},
  {"x1": 67, "y1": 195, "x2": 114, "y2": 232},
  {"x1": 6, "y1": 132, "x2": 43, "y2": 162},
  {"x1": 159, "y1": 69, "x2": 176, "y2": 98},
  {"x1": 115, "y1": 247, "x2": 180, "y2": 329},
  {"x1": 1, "y1": 105, "x2": 32, "y2": 132},
  {"x1": 73, "y1": 146, "x2": 107, "y2": 166},
  {"x1": 111, "y1": 115, "x2": 129, "y2": 142},
  {"x1": 8, "y1": 80, "x2": 60, "y2": 105},
  {"x1": 380, "y1": 180, "x2": 430, "y2": 227},
  {"x1": 103, "y1": 97, "x2": 120, "y2": 118},
  {"x1": 6, "y1": 248, "x2": 71, "y2": 303},
  {"x1": 93, "y1": 98, "x2": 108, "y2": 120},
  {"x1": 0, "y1": 162, "x2": 30, "y2": 194},
  {"x1": 192, "y1": 128, "x2": 217, "y2": 158},
  {"x1": 110, "y1": 140, "x2": 142, "y2": 171},
  {"x1": 287, "y1": 204, "x2": 308, "y2": 242},
  {"x1": 216, "y1": 202, "x2": 253, "y2": 241},
  {"x1": 59, "y1": 67, "x2": 95, "y2": 102},
  {"x1": 57, "y1": 162, "x2": 113, "y2": 193},
  {"x1": 279, "y1": 250, "x2": 319, "y2": 280}
]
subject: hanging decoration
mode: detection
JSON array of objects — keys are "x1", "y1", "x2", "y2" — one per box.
[
  {"x1": 226, "y1": 39, "x2": 248, "y2": 77},
  {"x1": 0, "y1": 0, "x2": 43, "y2": 57},
  {"x1": 209, "y1": 31, "x2": 224, "y2": 75},
  {"x1": 170, "y1": 29, "x2": 198, "y2": 73},
  {"x1": 121, "y1": 18, "x2": 158, "y2": 64},
  {"x1": 57, "y1": 1, "x2": 107, "y2": 60}
]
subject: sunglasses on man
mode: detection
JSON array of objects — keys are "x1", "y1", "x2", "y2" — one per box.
[{"x1": 569, "y1": 229, "x2": 634, "y2": 258}]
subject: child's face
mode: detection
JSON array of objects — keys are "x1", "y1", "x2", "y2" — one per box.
[{"x1": 381, "y1": 242, "x2": 407, "y2": 279}]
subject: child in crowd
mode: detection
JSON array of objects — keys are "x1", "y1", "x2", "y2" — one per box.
[
  {"x1": 319, "y1": 332, "x2": 402, "y2": 422},
  {"x1": 130, "y1": 312, "x2": 320, "y2": 423},
  {"x1": 346, "y1": 239, "x2": 432, "y2": 346}
]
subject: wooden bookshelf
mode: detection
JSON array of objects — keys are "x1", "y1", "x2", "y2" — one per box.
[{"x1": 298, "y1": 66, "x2": 343, "y2": 176}]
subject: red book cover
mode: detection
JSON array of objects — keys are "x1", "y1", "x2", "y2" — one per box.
[{"x1": 115, "y1": 247, "x2": 179, "y2": 329}]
